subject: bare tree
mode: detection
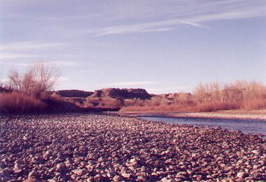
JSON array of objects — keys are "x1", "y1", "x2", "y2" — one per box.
[
  {"x1": 8, "y1": 62, "x2": 60, "y2": 97},
  {"x1": 8, "y1": 69, "x2": 22, "y2": 90}
]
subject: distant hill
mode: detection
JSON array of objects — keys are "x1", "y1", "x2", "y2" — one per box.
[
  {"x1": 52, "y1": 88, "x2": 151, "y2": 111},
  {"x1": 55, "y1": 90, "x2": 93, "y2": 98},
  {"x1": 89, "y1": 88, "x2": 151, "y2": 100},
  {"x1": 85, "y1": 88, "x2": 151, "y2": 109}
]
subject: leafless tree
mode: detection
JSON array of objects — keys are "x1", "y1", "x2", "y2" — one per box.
[{"x1": 8, "y1": 62, "x2": 60, "y2": 97}]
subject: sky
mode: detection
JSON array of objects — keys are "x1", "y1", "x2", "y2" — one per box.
[{"x1": 0, "y1": 0, "x2": 265, "y2": 94}]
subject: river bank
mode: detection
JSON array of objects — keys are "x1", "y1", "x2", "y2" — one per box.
[
  {"x1": 118, "y1": 110, "x2": 266, "y2": 121},
  {"x1": 0, "y1": 114, "x2": 265, "y2": 181}
]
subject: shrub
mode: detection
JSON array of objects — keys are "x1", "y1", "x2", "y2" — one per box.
[
  {"x1": 0, "y1": 92, "x2": 47, "y2": 113},
  {"x1": 193, "y1": 101, "x2": 240, "y2": 112},
  {"x1": 121, "y1": 80, "x2": 266, "y2": 113},
  {"x1": 241, "y1": 98, "x2": 266, "y2": 110}
]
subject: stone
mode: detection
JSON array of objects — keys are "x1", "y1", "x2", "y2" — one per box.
[
  {"x1": 113, "y1": 175, "x2": 122, "y2": 182},
  {"x1": 72, "y1": 169, "x2": 86, "y2": 176},
  {"x1": 237, "y1": 171, "x2": 247, "y2": 179},
  {"x1": 121, "y1": 172, "x2": 131, "y2": 179}
]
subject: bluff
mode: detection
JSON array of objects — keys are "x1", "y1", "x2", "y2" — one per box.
[
  {"x1": 55, "y1": 90, "x2": 93, "y2": 98},
  {"x1": 85, "y1": 88, "x2": 151, "y2": 110}
]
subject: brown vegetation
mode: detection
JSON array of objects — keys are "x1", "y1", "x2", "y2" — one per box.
[
  {"x1": 121, "y1": 80, "x2": 266, "y2": 113},
  {"x1": 0, "y1": 62, "x2": 60, "y2": 114},
  {"x1": 0, "y1": 92, "x2": 47, "y2": 113}
]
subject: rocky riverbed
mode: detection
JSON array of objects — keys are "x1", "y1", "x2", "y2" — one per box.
[{"x1": 0, "y1": 114, "x2": 265, "y2": 182}]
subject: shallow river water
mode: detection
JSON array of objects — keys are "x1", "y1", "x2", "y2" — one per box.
[{"x1": 141, "y1": 116, "x2": 266, "y2": 136}]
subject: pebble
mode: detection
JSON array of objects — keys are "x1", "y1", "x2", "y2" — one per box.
[
  {"x1": 0, "y1": 114, "x2": 265, "y2": 181},
  {"x1": 113, "y1": 175, "x2": 122, "y2": 182},
  {"x1": 237, "y1": 171, "x2": 247, "y2": 179}
]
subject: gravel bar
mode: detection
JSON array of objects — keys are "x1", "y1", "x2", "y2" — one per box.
[{"x1": 0, "y1": 114, "x2": 265, "y2": 182}]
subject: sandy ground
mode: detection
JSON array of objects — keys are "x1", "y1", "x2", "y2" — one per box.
[
  {"x1": 118, "y1": 110, "x2": 266, "y2": 121},
  {"x1": 169, "y1": 111, "x2": 266, "y2": 121}
]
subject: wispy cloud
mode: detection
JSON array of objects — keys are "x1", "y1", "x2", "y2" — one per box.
[
  {"x1": 0, "y1": 42, "x2": 67, "y2": 51},
  {"x1": 1, "y1": 60, "x2": 80, "y2": 67},
  {"x1": 94, "y1": 19, "x2": 208, "y2": 36},
  {"x1": 1, "y1": 0, "x2": 264, "y2": 37},
  {"x1": 78, "y1": 0, "x2": 265, "y2": 36},
  {"x1": 0, "y1": 53, "x2": 37, "y2": 60},
  {"x1": 107, "y1": 81, "x2": 157, "y2": 87},
  {"x1": 0, "y1": 42, "x2": 70, "y2": 60}
]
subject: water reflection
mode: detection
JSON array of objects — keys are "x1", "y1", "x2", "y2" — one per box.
[{"x1": 141, "y1": 117, "x2": 266, "y2": 136}]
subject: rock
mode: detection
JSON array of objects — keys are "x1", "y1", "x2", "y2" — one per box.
[
  {"x1": 13, "y1": 161, "x2": 23, "y2": 174},
  {"x1": 121, "y1": 172, "x2": 131, "y2": 179},
  {"x1": 251, "y1": 150, "x2": 260, "y2": 155},
  {"x1": 43, "y1": 150, "x2": 52, "y2": 159},
  {"x1": 129, "y1": 158, "x2": 138, "y2": 167},
  {"x1": 55, "y1": 163, "x2": 66, "y2": 172},
  {"x1": 136, "y1": 175, "x2": 145, "y2": 181},
  {"x1": 113, "y1": 175, "x2": 122, "y2": 182},
  {"x1": 47, "y1": 179, "x2": 57, "y2": 182},
  {"x1": 23, "y1": 135, "x2": 29, "y2": 141},
  {"x1": 176, "y1": 171, "x2": 188, "y2": 177},
  {"x1": 86, "y1": 177, "x2": 94, "y2": 182},
  {"x1": 72, "y1": 169, "x2": 87, "y2": 176},
  {"x1": 161, "y1": 177, "x2": 170, "y2": 182},
  {"x1": 26, "y1": 170, "x2": 37, "y2": 182},
  {"x1": 237, "y1": 171, "x2": 247, "y2": 179}
]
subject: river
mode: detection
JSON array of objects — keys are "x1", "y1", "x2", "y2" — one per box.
[{"x1": 141, "y1": 116, "x2": 266, "y2": 136}]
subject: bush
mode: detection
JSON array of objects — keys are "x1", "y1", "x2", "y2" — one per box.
[
  {"x1": 194, "y1": 101, "x2": 240, "y2": 112},
  {"x1": 241, "y1": 98, "x2": 266, "y2": 110},
  {"x1": 121, "y1": 80, "x2": 266, "y2": 113},
  {"x1": 0, "y1": 92, "x2": 47, "y2": 113}
]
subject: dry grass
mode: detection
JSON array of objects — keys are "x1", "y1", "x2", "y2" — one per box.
[
  {"x1": 193, "y1": 101, "x2": 240, "y2": 112},
  {"x1": 0, "y1": 92, "x2": 47, "y2": 113},
  {"x1": 121, "y1": 80, "x2": 266, "y2": 113},
  {"x1": 240, "y1": 98, "x2": 266, "y2": 110}
]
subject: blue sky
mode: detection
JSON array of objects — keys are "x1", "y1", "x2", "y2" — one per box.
[{"x1": 0, "y1": 0, "x2": 265, "y2": 93}]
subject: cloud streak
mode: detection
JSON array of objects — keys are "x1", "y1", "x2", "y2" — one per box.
[
  {"x1": 0, "y1": 53, "x2": 37, "y2": 60},
  {"x1": 1, "y1": 61, "x2": 80, "y2": 67},
  {"x1": 81, "y1": 0, "x2": 265, "y2": 36},
  {"x1": 93, "y1": 19, "x2": 209, "y2": 36},
  {"x1": 0, "y1": 42, "x2": 71, "y2": 61},
  {"x1": 0, "y1": 42, "x2": 67, "y2": 51}
]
